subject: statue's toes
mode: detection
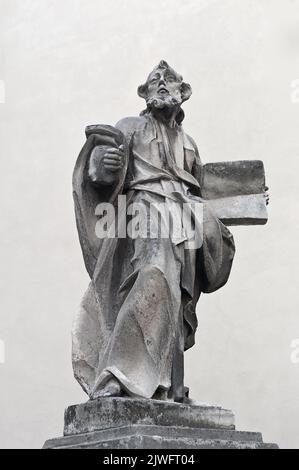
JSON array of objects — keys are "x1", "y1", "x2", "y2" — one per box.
[{"x1": 92, "y1": 378, "x2": 123, "y2": 398}]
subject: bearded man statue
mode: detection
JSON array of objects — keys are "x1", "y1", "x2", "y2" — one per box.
[{"x1": 72, "y1": 60, "x2": 235, "y2": 403}]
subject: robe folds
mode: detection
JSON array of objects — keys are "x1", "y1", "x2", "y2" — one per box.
[{"x1": 72, "y1": 114, "x2": 235, "y2": 399}]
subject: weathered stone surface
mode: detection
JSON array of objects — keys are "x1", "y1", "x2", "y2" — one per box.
[
  {"x1": 201, "y1": 160, "x2": 268, "y2": 225},
  {"x1": 201, "y1": 160, "x2": 266, "y2": 200},
  {"x1": 207, "y1": 194, "x2": 268, "y2": 226},
  {"x1": 63, "y1": 397, "x2": 235, "y2": 436},
  {"x1": 43, "y1": 398, "x2": 278, "y2": 449},
  {"x1": 44, "y1": 426, "x2": 278, "y2": 449}
]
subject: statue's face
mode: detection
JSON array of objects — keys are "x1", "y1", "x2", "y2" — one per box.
[
  {"x1": 138, "y1": 61, "x2": 192, "y2": 113},
  {"x1": 146, "y1": 68, "x2": 183, "y2": 106}
]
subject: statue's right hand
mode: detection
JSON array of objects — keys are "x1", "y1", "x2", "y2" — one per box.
[{"x1": 103, "y1": 145, "x2": 125, "y2": 172}]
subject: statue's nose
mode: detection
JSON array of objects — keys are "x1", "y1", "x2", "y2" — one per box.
[{"x1": 159, "y1": 78, "x2": 166, "y2": 86}]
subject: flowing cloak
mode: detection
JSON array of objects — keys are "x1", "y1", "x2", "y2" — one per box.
[{"x1": 72, "y1": 115, "x2": 235, "y2": 398}]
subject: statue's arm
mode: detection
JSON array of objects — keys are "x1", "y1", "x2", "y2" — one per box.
[{"x1": 86, "y1": 117, "x2": 140, "y2": 187}]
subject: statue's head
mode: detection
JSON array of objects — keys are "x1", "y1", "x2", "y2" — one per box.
[{"x1": 138, "y1": 60, "x2": 192, "y2": 123}]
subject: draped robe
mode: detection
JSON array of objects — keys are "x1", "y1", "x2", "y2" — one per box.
[{"x1": 72, "y1": 113, "x2": 235, "y2": 400}]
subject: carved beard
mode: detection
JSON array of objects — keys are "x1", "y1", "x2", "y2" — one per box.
[{"x1": 146, "y1": 94, "x2": 181, "y2": 110}]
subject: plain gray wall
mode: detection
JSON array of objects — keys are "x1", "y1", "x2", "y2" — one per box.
[{"x1": 0, "y1": 0, "x2": 298, "y2": 449}]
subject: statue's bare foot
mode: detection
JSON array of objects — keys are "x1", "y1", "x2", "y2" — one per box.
[
  {"x1": 92, "y1": 378, "x2": 123, "y2": 399},
  {"x1": 153, "y1": 387, "x2": 168, "y2": 401}
]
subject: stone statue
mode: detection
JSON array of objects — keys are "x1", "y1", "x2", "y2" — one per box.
[
  {"x1": 44, "y1": 61, "x2": 275, "y2": 450},
  {"x1": 72, "y1": 60, "x2": 269, "y2": 404}
]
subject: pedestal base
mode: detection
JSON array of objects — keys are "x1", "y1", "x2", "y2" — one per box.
[{"x1": 43, "y1": 398, "x2": 278, "y2": 449}]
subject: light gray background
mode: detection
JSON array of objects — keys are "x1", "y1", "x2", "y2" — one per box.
[{"x1": 0, "y1": 0, "x2": 298, "y2": 449}]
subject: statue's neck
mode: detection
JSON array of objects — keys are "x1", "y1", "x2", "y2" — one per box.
[{"x1": 150, "y1": 106, "x2": 180, "y2": 128}]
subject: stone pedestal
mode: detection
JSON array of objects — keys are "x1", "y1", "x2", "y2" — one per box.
[{"x1": 43, "y1": 398, "x2": 278, "y2": 449}]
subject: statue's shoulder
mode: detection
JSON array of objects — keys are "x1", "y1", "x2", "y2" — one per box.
[{"x1": 115, "y1": 115, "x2": 148, "y2": 136}]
